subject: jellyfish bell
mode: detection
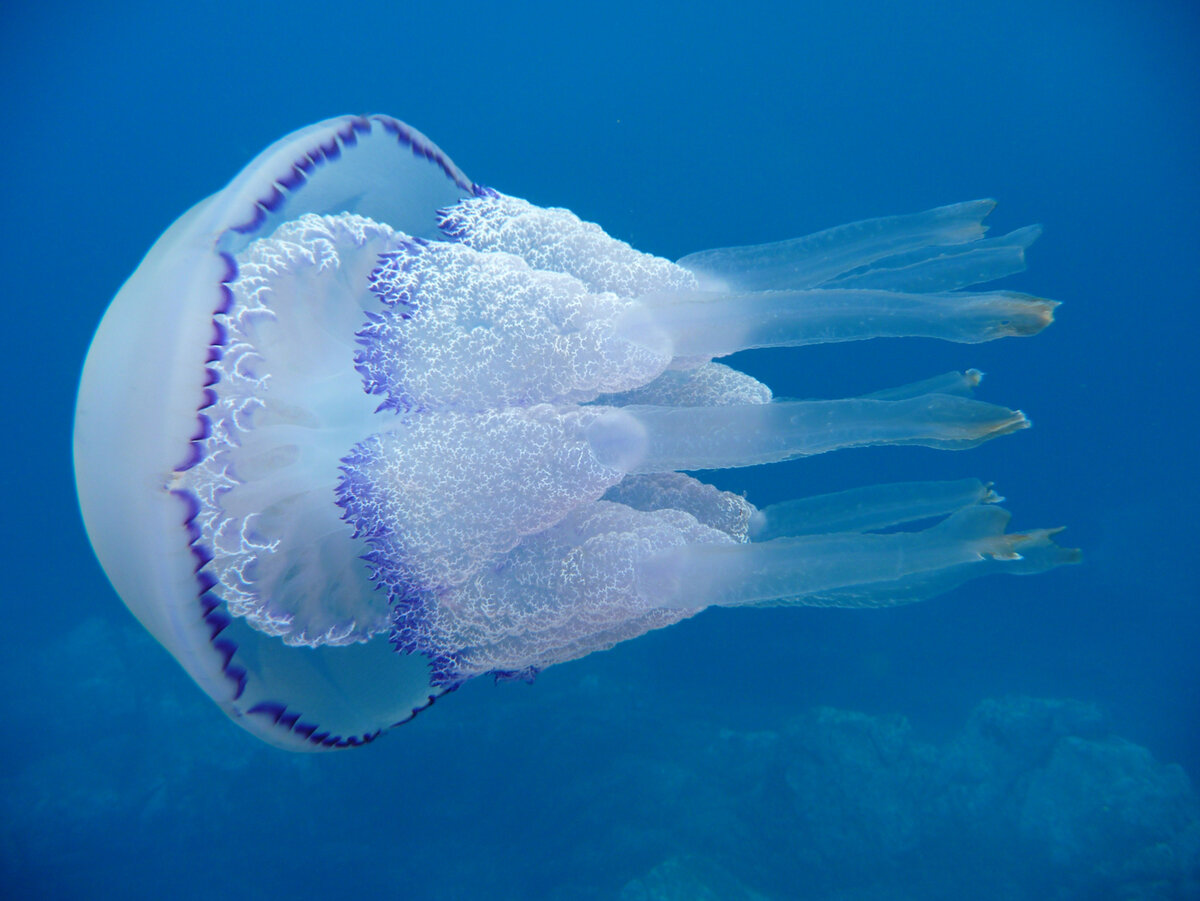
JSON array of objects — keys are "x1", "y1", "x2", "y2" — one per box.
[
  {"x1": 74, "y1": 114, "x2": 1078, "y2": 751},
  {"x1": 74, "y1": 117, "x2": 472, "y2": 749}
]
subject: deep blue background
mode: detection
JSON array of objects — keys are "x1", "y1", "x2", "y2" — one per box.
[{"x1": 2, "y1": 1, "x2": 1197, "y2": 898}]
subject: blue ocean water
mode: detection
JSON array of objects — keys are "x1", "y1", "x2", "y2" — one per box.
[{"x1": 2, "y1": 0, "x2": 1197, "y2": 897}]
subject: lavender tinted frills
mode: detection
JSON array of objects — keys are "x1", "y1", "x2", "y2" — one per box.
[
  {"x1": 355, "y1": 239, "x2": 426, "y2": 414},
  {"x1": 337, "y1": 436, "x2": 738, "y2": 686},
  {"x1": 193, "y1": 190, "x2": 763, "y2": 690},
  {"x1": 351, "y1": 234, "x2": 674, "y2": 415},
  {"x1": 334, "y1": 436, "x2": 457, "y2": 682},
  {"x1": 417, "y1": 501, "x2": 737, "y2": 686},
  {"x1": 334, "y1": 406, "x2": 634, "y2": 685},
  {"x1": 331, "y1": 193, "x2": 769, "y2": 686},
  {"x1": 176, "y1": 213, "x2": 399, "y2": 648},
  {"x1": 437, "y1": 191, "x2": 699, "y2": 297}
]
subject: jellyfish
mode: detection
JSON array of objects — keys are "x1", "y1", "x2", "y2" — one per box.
[{"x1": 73, "y1": 115, "x2": 1078, "y2": 750}]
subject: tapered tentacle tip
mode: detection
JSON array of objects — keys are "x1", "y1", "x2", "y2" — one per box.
[
  {"x1": 1000, "y1": 410, "x2": 1031, "y2": 436},
  {"x1": 962, "y1": 407, "x2": 1030, "y2": 446},
  {"x1": 985, "y1": 526, "x2": 1081, "y2": 566},
  {"x1": 981, "y1": 481, "x2": 1004, "y2": 505},
  {"x1": 955, "y1": 198, "x2": 998, "y2": 239},
  {"x1": 934, "y1": 402, "x2": 1030, "y2": 448},
  {"x1": 1028, "y1": 297, "x2": 1060, "y2": 329},
  {"x1": 1000, "y1": 296, "x2": 1060, "y2": 337},
  {"x1": 956, "y1": 198, "x2": 998, "y2": 224}
]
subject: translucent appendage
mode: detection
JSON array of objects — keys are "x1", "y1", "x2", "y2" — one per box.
[
  {"x1": 677, "y1": 200, "x2": 1000, "y2": 291},
  {"x1": 586, "y1": 375, "x2": 1028, "y2": 473},
  {"x1": 641, "y1": 504, "x2": 1080, "y2": 611},
  {"x1": 634, "y1": 287, "x2": 1057, "y2": 358}
]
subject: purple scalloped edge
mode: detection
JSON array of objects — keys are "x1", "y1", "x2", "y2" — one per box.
[
  {"x1": 245, "y1": 699, "x2": 384, "y2": 750},
  {"x1": 171, "y1": 444, "x2": 437, "y2": 748},
  {"x1": 164, "y1": 114, "x2": 489, "y2": 748},
  {"x1": 173, "y1": 460, "x2": 441, "y2": 747},
  {"x1": 230, "y1": 114, "x2": 485, "y2": 237}
]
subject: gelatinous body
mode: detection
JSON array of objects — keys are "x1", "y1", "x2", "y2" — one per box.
[{"x1": 74, "y1": 115, "x2": 1077, "y2": 750}]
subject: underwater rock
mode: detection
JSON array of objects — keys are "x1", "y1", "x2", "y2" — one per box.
[
  {"x1": 7, "y1": 622, "x2": 1198, "y2": 900},
  {"x1": 932, "y1": 696, "x2": 1111, "y2": 837},
  {"x1": 631, "y1": 696, "x2": 1199, "y2": 900},
  {"x1": 1021, "y1": 734, "x2": 1200, "y2": 892},
  {"x1": 782, "y1": 708, "x2": 937, "y2": 864}
]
